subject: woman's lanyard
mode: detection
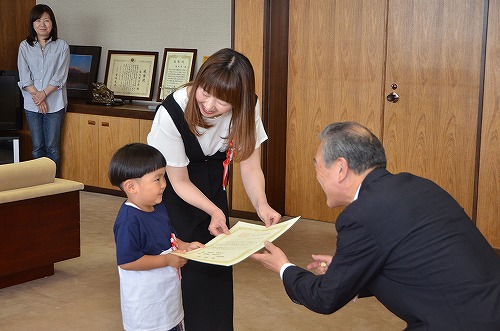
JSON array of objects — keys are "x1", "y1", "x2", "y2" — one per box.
[{"x1": 222, "y1": 141, "x2": 234, "y2": 191}]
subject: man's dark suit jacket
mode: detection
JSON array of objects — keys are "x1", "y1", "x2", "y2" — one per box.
[{"x1": 283, "y1": 168, "x2": 500, "y2": 330}]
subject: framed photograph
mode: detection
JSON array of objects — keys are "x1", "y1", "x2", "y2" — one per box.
[
  {"x1": 67, "y1": 45, "x2": 102, "y2": 99},
  {"x1": 157, "y1": 48, "x2": 197, "y2": 101},
  {"x1": 104, "y1": 50, "x2": 158, "y2": 101}
]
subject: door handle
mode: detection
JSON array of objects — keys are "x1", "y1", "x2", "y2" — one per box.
[{"x1": 386, "y1": 92, "x2": 399, "y2": 103}]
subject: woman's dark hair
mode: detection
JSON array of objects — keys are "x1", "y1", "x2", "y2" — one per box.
[
  {"x1": 320, "y1": 122, "x2": 387, "y2": 174},
  {"x1": 184, "y1": 48, "x2": 257, "y2": 162},
  {"x1": 27, "y1": 4, "x2": 58, "y2": 46},
  {"x1": 108, "y1": 143, "x2": 166, "y2": 189}
]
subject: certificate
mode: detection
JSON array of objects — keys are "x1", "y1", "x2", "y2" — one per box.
[
  {"x1": 157, "y1": 48, "x2": 196, "y2": 101},
  {"x1": 172, "y1": 216, "x2": 301, "y2": 266},
  {"x1": 104, "y1": 50, "x2": 158, "y2": 101}
]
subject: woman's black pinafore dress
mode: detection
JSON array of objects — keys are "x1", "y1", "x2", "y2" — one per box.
[{"x1": 160, "y1": 94, "x2": 233, "y2": 331}]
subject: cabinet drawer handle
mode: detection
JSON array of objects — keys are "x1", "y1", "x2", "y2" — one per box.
[
  {"x1": 101, "y1": 122, "x2": 110, "y2": 127},
  {"x1": 88, "y1": 120, "x2": 96, "y2": 125}
]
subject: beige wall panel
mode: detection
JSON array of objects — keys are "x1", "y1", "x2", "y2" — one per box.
[
  {"x1": 286, "y1": 0, "x2": 387, "y2": 221},
  {"x1": 43, "y1": 0, "x2": 231, "y2": 95},
  {"x1": 383, "y1": 0, "x2": 484, "y2": 218},
  {"x1": 477, "y1": 0, "x2": 500, "y2": 249},
  {"x1": 232, "y1": 0, "x2": 265, "y2": 213}
]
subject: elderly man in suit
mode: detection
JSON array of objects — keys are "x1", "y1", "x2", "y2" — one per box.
[{"x1": 252, "y1": 121, "x2": 500, "y2": 330}]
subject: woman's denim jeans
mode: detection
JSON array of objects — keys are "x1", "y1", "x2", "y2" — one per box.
[{"x1": 24, "y1": 108, "x2": 65, "y2": 176}]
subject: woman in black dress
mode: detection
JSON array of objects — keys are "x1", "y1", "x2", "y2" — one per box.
[{"x1": 148, "y1": 48, "x2": 281, "y2": 330}]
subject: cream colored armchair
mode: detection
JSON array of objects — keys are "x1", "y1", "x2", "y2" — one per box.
[{"x1": 0, "y1": 157, "x2": 84, "y2": 288}]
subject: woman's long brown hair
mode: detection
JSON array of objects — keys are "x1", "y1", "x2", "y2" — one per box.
[{"x1": 184, "y1": 48, "x2": 257, "y2": 162}]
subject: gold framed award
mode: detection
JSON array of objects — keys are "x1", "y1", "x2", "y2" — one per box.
[
  {"x1": 104, "y1": 50, "x2": 158, "y2": 101},
  {"x1": 157, "y1": 48, "x2": 197, "y2": 101}
]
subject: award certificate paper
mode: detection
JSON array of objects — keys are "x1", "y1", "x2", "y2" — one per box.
[{"x1": 172, "y1": 216, "x2": 301, "y2": 266}]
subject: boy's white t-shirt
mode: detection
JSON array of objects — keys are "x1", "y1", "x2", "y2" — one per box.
[
  {"x1": 117, "y1": 202, "x2": 183, "y2": 331},
  {"x1": 119, "y1": 263, "x2": 182, "y2": 330}
]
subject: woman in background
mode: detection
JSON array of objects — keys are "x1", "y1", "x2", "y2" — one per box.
[
  {"x1": 18, "y1": 4, "x2": 69, "y2": 176},
  {"x1": 148, "y1": 48, "x2": 281, "y2": 330}
]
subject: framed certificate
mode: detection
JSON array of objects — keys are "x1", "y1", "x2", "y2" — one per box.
[
  {"x1": 157, "y1": 48, "x2": 197, "y2": 101},
  {"x1": 104, "y1": 50, "x2": 158, "y2": 101}
]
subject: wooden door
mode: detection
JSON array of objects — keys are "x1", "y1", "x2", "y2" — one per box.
[
  {"x1": 286, "y1": 0, "x2": 485, "y2": 221},
  {"x1": 61, "y1": 112, "x2": 99, "y2": 186},
  {"x1": 383, "y1": 0, "x2": 485, "y2": 218},
  {"x1": 286, "y1": 0, "x2": 387, "y2": 221},
  {"x1": 0, "y1": 0, "x2": 35, "y2": 70},
  {"x1": 98, "y1": 116, "x2": 140, "y2": 189},
  {"x1": 0, "y1": 0, "x2": 36, "y2": 161},
  {"x1": 477, "y1": 0, "x2": 500, "y2": 249}
]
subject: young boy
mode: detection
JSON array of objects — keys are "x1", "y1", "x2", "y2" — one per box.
[{"x1": 109, "y1": 143, "x2": 203, "y2": 331}]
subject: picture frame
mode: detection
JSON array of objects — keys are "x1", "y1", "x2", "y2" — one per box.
[
  {"x1": 104, "y1": 50, "x2": 158, "y2": 101},
  {"x1": 157, "y1": 48, "x2": 197, "y2": 101},
  {"x1": 67, "y1": 45, "x2": 102, "y2": 99}
]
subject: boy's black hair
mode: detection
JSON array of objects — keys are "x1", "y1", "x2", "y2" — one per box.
[{"x1": 108, "y1": 143, "x2": 166, "y2": 188}]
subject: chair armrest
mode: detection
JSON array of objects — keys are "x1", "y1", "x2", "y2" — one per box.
[{"x1": 0, "y1": 178, "x2": 84, "y2": 204}]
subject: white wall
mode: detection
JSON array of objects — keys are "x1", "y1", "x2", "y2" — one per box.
[{"x1": 38, "y1": 0, "x2": 232, "y2": 103}]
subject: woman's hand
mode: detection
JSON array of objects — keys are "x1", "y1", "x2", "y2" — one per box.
[
  {"x1": 37, "y1": 100, "x2": 48, "y2": 114},
  {"x1": 166, "y1": 165, "x2": 230, "y2": 236},
  {"x1": 306, "y1": 254, "x2": 333, "y2": 275},
  {"x1": 31, "y1": 90, "x2": 46, "y2": 106},
  {"x1": 239, "y1": 147, "x2": 281, "y2": 227},
  {"x1": 257, "y1": 204, "x2": 281, "y2": 227},
  {"x1": 208, "y1": 208, "x2": 230, "y2": 236}
]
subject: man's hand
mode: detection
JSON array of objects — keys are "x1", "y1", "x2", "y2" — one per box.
[
  {"x1": 306, "y1": 254, "x2": 333, "y2": 275},
  {"x1": 251, "y1": 241, "x2": 290, "y2": 274}
]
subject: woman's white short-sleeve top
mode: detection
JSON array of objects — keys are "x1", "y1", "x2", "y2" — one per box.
[{"x1": 147, "y1": 87, "x2": 268, "y2": 167}]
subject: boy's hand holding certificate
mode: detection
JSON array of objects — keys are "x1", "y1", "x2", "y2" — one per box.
[{"x1": 171, "y1": 216, "x2": 300, "y2": 266}]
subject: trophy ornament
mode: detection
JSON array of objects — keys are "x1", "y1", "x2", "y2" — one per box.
[{"x1": 92, "y1": 82, "x2": 115, "y2": 105}]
